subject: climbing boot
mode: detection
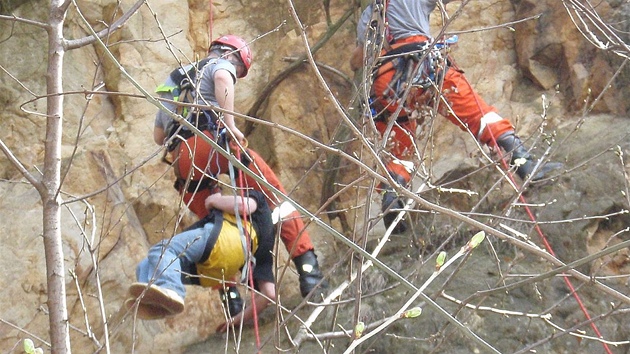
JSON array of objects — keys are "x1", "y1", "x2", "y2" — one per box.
[
  {"x1": 293, "y1": 250, "x2": 328, "y2": 299},
  {"x1": 496, "y1": 132, "x2": 563, "y2": 181},
  {"x1": 124, "y1": 297, "x2": 173, "y2": 320},
  {"x1": 379, "y1": 169, "x2": 410, "y2": 234},
  {"x1": 128, "y1": 282, "x2": 185, "y2": 317},
  {"x1": 219, "y1": 286, "x2": 243, "y2": 318},
  {"x1": 381, "y1": 188, "x2": 408, "y2": 234}
]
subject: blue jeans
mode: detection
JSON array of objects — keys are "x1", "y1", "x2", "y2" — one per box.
[{"x1": 136, "y1": 222, "x2": 214, "y2": 299}]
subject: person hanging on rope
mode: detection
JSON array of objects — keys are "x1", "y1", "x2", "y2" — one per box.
[
  {"x1": 126, "y1": 187, "x2": 275, "y2": 334},
  {"x1": 350, "y1": 0, "x2": 563, "y2": 234},
  {"x1": 153, "y1": 34, "x2": 328, "y2": 303}
]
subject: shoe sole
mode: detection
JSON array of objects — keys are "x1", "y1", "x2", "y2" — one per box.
[
  {"x1": 124, "y1": 297, "x2": 173, "y2": 320},
  {"x1": 128, "y1": 282, "x2": 185, "y2": 316}
]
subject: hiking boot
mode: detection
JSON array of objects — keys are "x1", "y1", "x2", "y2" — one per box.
[
  {"x1": 496, "y1": 132, "x2": 563, "y2": 181},
  {"x1": 381, "y1": 189, "x2": 408, "y2": 234},
  {"x1": 521, "y1": 160, "x2": 564, "y2": 182},
  {"x1": 124, "y1": 297, "x2": 173, "y2": 320},
  {"x1": 128, "y1": 282, "x2": 185, "y2": 317},
  {"x1": 219, "y1": 286, "x2": 244, "y2": 318},
  {"x1": 293, "y1": 250, "x2": 328, "y2": 299}
]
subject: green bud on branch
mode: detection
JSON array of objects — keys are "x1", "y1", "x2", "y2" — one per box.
[
  {"x1": 23, "y1": 339, "x2": 43, "y2": 354},
  {"x1": 435, "y1": 251, "x2": 447, "y2": 270},
  {"x1": 354, "y1": 321, "x2": 365, "y2": 338},
  {"x1": 466, "y1": 231, "x2": 486, "y2": 251},
  {"x1": 23, "y1": 339, "x2": 35, "y2": 353},
  {"x1": 401, "y1": 307, "x2": 423, "y2": 319}
]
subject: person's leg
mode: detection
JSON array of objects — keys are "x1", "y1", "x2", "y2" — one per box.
[
  {"x1": 439, "y1": 67, "x2": 561, "y2": 181},
  {"x1": 135, "y1": 258, "x2": 152, "y2": 284},
  {"x1": 379, "y1": 162, "x2": 412, "y2": 234},
  {"x1": 136, "y1": 223, "x2": 214, "y2": 299},
  {"x1": 128, "y1": 223, "x2": 215, "y2": 319},
  {"x1": 438, "y1": 67, "x2": 508, "y2": 140},
  {"x1": 176, "y1": 130, "x2": 217, "y2": 180},
  {"x1": 374, "y1": 120, "x2": 416, "y2": 234},
  {"x1": 237, "y1": 149, "x2": 327, "y2": 298}
]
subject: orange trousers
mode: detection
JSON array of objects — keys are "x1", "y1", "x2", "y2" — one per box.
[
  {"x1": 174, "y1": 131, "x2": 314, "y2": 258},
  {"x1": 372, "y1": 35, "x2": 514, "y2": 181}
]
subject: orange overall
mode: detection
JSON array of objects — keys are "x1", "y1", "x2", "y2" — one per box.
[
  {"x1": 372, "y1": 35, "x2": 514, "y2": 182},
  {"x1": 174, "y1": 130, "x2": 314, "y2": 258}
]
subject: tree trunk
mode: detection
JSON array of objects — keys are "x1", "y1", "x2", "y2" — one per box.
[{"x1": 43, "y1": 1, "x2": 70, "y2": 352}]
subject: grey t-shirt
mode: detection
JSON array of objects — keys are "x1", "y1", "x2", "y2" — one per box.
[
  {"x1": 154, "y1": 58, "x2": 237, "y2": 130},
  {"x1": 356, "y1": 0, "x2": 438, "y2": 45},
  {"x1": 196, "y1": 58, "x2": 237, "y2": 108}
]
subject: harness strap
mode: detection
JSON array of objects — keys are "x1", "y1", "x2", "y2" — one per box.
[
  {"x1": 369, "y1": 39, "x2": 449, "y2": 120},
  {"x1": 165, "y1": 110, "x2": 220, "y2": 153},
  {"x1": 225, "y1": 135, "x2": 253, "y2": 284},
  {"x1": 373, "y1": 42, "x2": 429, "y2": 78},
  {"x1": 200, "y1": 211, "x2": 221, "y2": 263}
]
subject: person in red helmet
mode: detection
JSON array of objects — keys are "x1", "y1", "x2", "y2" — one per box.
[
  {"x1": 154, "y1": 34, "x2": 252, "y2": 146},
  {"x1": 349, "y1": 0, "x2": 562, "y2": 234},
  {"x1": 153, "y1": 35, "x2": 328, "y2": 311}
]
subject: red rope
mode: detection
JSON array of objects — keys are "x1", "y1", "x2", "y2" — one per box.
[
  {"x1": 490, "y1": 138, "x2": 611, "y2": 353},
  {"x1": 454, "y1": 71, "x2": 613, "y2": 354},
  {"x1": 208, "y1": 0, "x2": 213, "y2": 47}
]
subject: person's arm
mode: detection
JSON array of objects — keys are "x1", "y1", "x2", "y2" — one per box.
[
  {"x1": 154, "y1": 95, "x2": 178, "y2": 145},
  {"x1": 153, "y1": 126, "x2": 166, "y2": 145},
  {"x1": 213, "y1": 69, "x2": 245, "y2": 143},
  {"x1": 215, "y1": 281, "x2": 275, "y2": 333},
  {"x1": 350, "y1": 45, "x2": 365, "y2": 72},
  {"x1": 204, "y1": 191, "x2": 258, "y2": 215}
]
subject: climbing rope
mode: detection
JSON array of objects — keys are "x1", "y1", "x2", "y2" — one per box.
[
  {"x1": 456, "y1": 69, "x2": 614, "y2": 354},
  {"x1": 490, "y1": 138, "x2": 612, "y2": 354},
  {"x1": 207, "y1": 0, "x2": 213, "y2": 48},
  {"x1": 226, "y1": 134, "x2": 261, "y2": 351}
]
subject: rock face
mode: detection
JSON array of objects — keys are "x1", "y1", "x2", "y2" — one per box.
[
  {"x1": 1, "y1": 0, "x2": 629, "y2": 353},
  {"x1": 512, "y1": 0, "x2": 628, "y2": 115}
]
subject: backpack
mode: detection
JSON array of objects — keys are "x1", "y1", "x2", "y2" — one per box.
[{"x1": 157, "y1": 58, "x2": 218, "y2": 152}]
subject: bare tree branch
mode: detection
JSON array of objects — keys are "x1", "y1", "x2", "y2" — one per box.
[
  {"x1": 64, "y1": 0, "x2": 145, "y2": 50},
  {"x1": 0, "y1": 138, "x2": 44, "y2": 193},
  {"x1": 0, "y1": 13, "x2": 49, "y2": 30}
]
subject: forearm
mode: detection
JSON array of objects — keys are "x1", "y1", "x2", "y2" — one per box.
[
  {"x1": 205, "y1": 193, "x2": 257, "y2": 215},
  {"x1": 235, "y1": 293, "x2": 270, "y2": 325},
  {"x1": 153, "y1": 127, "x2": 166, "y2": 145},
  {"x1": 214, "y1": 76, "x2": 236, "y2": 129},
  {"x1": 350, "y1": 45, "x2": 365, "y2": 72}
]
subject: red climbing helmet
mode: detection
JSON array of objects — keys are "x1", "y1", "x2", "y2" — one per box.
[{"x1": 211, "y1": 34, "x2": 253, "y2": 78}]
